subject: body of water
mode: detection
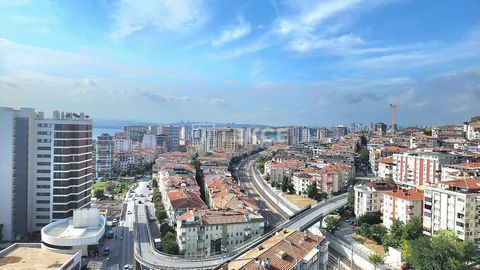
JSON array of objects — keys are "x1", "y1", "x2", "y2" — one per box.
[{"x1": 93, "y1": 127, "x2": 122, "y2": 138}]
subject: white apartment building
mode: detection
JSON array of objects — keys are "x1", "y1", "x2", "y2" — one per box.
[
  {"x1": 176, "y1": 210, "x2": 264, "y2": 256},
  {"x1": 141, "y1": 132, "x2": 157, "y2": 150},
  {"x1": 0, "y1": 107, "x2": 36, "y2": 241},
  {"x1": 113, "y1": 136, "x2": 132, "y2": 152},
  {"x1": 393, "y1": 152, "x2": 466, "y2": 187},
  {"x1": 377, "y1": 157, "x2": 395, "y2": 179},
  {"x1": 292, "y1": 173, "x2": 315, "y2": 196},
  {"x1": 423, "y1": 179, "x2": 480, "y2": 246},
  {"x1": 0, "y1": 108, "x2": 94, "y2": 240},
  {"x1": 354, "y1": 182, "x2": 396, "y2": 217},
  {"x1": 95, "y1": 133, "x2": 112, "y2": 179},
  {"x1": 382, "y1": 189, "x2": 423, "y2": 229}
]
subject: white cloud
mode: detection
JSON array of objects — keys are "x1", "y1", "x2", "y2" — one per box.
[
  {"x1": 212, "y1": 16, "x2": 251, "y2": 47},
  {"x1": 207, "y1": 98, "x2": 225, "y2": 106},
  {"x1": 110, "y1": 0, "x2": 209, "y2": 39},
  {"x1": 288, "y1": 34, "x2": 364, "y2": 52}
]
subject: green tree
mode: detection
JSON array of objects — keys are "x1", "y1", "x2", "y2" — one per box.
[
  {"x1": 306, "y1": 183, "x2": 317, "y2": 199},
  {"x1": 324, "y1": 216, "x2": 339, "y2": 233},
  {"x1": 155, "y1": 209, "x2": 167, "y2": 223},
  {"x1": 402, "y1": 217, "x2": 423, "y2": 240},
  {"x1": 151, "y1": 178, "x2": 158, "y2": 189},
  {"x1": 281, "y1": 176, "x2": 289, "y2": 192},
  {"x1": 161, "y1": 232, "x2": 179, "y2": 254},
  {"x1": 347, "y1": 188, "x2": 355, "y2": 208},
  {"x1": 359, "y1": 147, "x2": 369, "y2": 166},
  {"x1": 287, "y1": 182, "x2": 295, "y2": 194},
  {"x1": 177, "y1": 145, "x2": 187, "y2": 152},
  {"x1": 160, "y1": 223, "x2": 175, "y2": 237},
  {"x1": 93, "y1": 188, "x2": 104, "y2": 198},
  {"x1": 368, "y1": 253, "x2": 385, "y2": 270},
  {"x1": 408, "y1": 231, "x2": 479, "y2": 270},
  {"x1": 264, "y1": 174, "x2": 270, "y2": 182},
  {"x1": 356, "y1": 211, "x2": 382, "y2": 225},
  {"x1": 383, "y1": 219, "x2": 404, "y2": 248}
]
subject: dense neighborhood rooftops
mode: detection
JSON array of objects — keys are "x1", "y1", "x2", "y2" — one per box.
[{"x1": 383, "y1": 188, "x2": 423, "y2": 201}]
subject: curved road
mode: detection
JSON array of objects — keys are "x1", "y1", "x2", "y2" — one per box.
[{"x1": 133, "y1": 155, "x2": 348, "y2": 269}]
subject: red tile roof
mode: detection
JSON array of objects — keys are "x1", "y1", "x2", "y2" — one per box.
[
  {"x1": 384, "y1": 188, "x2": 423, "y2": 201},
  {"x1": 442, "y1": 178, "x2": 480, "y2": 191}
]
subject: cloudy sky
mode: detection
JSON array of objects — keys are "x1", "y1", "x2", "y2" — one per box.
[{"x1": 0, "y1": 0, "x2": 479, "y2": 126}]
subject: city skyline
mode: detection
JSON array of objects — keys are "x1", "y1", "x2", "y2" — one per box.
[{"x1": 1, "y1": 0, "x2": 480, "y2": 126}]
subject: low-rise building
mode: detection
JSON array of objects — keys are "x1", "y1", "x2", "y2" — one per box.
[
  {"x1": 354, "y1": 182, "x2": 396, "y2": 217},
  {"x1": 441, "y1": 162, "x2": 480, "y2": 181},
  {"x1": 423, "y1": 179, "x2": 480, "y2": 246},
  {"x1": 377, "y1": 156, "x2": 395, "y2": 179},
  {"x1": 226, "y1": 228, "x2": 329, "y2": 270},
  {"x1": 0, "y1": 243, "x2": 82, "y2": 270},
  {"x1": 165, "y1": 189, "x2": 207, "y2": 226},
  {"x1": 382, "y1": 188, "x2": 423, "y2": 229},
  {"x1": 41, "y1": 208, "x2": 105, "y2": 256},
  {"x1": 176, "y1": 209, "x2": 265, "y2": 256}
]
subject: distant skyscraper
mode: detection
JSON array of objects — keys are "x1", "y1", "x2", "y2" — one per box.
[
  {"x1": 333, "y1": 125, "x2": 348, "y2": 138},
  {"x1": 96, "y1": 133, "x2": 113, "y2": 179},
  {"x1": 0, "y1": 107, "x2": 94, "y2": 240},
  {"x1": 158, "y1": 125, "x2": 180, "y2": 151},
  {"x1": 374, "y1": 122, "x2": 387, "y2": 136},
  {"x1": 287, "y1": 126, "x2": 310, "y2": 145},
  {"x1": 316, "y1": 127, "x2": 329, "y2": 140}
]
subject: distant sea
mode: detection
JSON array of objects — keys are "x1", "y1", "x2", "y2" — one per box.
[{"x1": 93, "y1": 127, "x2": 122, "y2": 138}]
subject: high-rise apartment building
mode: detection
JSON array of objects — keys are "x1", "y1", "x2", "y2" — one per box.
[
  {"x1": 287, "y1": 126, "x2": 310, "y2": 145},
  {"x1": 0, "y1": 107, "x2": 36, "y2": 241},
  {"x1": 158, "y1": 125, "x2": 180, "y2": 151},
  {"x1": 333, "y1": 125, "x2": 348, "y2": 138},
  {"x1": 95, "y1": 134, "x2": 112, "y2": 179},
  {"x1": 0, "y1": 107, "x2": 93, "y2": 240},
  {"x1": 423, "y1": 179, "x2": 480, "y2": 246},
  {"x1": 316, "y1": 127, "x2": 329, "y2": 140}
]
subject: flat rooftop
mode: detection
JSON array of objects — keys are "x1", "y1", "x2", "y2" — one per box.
[
  {"x1": 0, "y1": 246, "x2": 74, "y2": 270},
  {"x1": 43, "y1": 218, "x2": 104, "y2": 239}
]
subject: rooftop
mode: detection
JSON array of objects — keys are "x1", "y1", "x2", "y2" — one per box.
[
  {"x1": 384, "y1": 188, "x2": 423, "y2": 201},
  {"x1": 0, "y1": 246, "x2": 75, "y2": 270},
  {"x1": 441, "y1": 178, "x2": 480, "y2": 191},
  {"x1": 227, "y1": 229, "x2": 322, "y2": 270}
]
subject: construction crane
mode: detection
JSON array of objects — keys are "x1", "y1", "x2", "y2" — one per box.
[{"x1": 390, "y1": 103, "x2": 398, "y2": 134}]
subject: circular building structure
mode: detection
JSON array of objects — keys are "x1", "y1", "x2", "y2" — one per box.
[{"x1": 41, "y1": 208, "x2": 106, "y2": 256}]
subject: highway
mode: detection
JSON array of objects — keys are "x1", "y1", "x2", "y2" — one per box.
[
  {"x1": 132, "y1": 155, "x2": 348, "y2": 269},
  {"x1": 235, "y1": 154, "x2": 286, "y2": 226}
]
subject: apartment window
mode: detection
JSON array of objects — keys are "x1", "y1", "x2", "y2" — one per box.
[
  {"x1": 37, "y1": 162, "x2": 51, "y2": 166},
  {"x1": 36, "y1": 215, "x2": 49, "y2": 219},
  {"x1": 37, "y1": 139, "x2": 51, "y2": 143},
  {"x1": 37, "y1": 123, "x2": 51, "y2": 128},
  {"x1": 37, "y1": 154, "x2": 51, "y2": 158},
  {"x1": 36, "y1": 208, "x2": 50, "y2": 211},
  {"x1": 37, "y1": 131, "x2": 51, "y2": 135},
  {"x1": 37, "y1": 146, "x2": 51, "y2": 151},
  {"x1": 36, "y1": 200, "x2": 50, "y2": 204},
  {"x1": 36, "y1": 192, "x2": 50, "y2": 196},
  {"x1": 37, "y1": 169, "x2": 51, "y2": 173},
  {"x1": 37, "y1": 177, "x2": 50, "y2": 181},
  {"x1": 37, "y1": 185, "x2": 50, "y2": 189}
]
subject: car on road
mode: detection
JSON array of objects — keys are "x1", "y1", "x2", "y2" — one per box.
[
  {"x1": 123, "y1": 265, "x2": 132, "y2": 270},
  {"x1": 102, "y1": 246, "x2": 110, "y2": 256},
  {"x1": 127, "y1": 210, "x2": 132, "y2": 215}
]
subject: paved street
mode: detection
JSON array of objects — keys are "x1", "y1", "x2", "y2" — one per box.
[{"x1": 102, "y1": 177, "x2": 151, "y2": 270}]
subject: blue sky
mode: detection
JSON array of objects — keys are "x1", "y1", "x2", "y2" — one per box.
[{"x1": 0, "y1": 0, "x2": 479, "y2": 126}]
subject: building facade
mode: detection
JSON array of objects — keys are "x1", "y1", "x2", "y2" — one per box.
[
  {"x1": 382, "y1": 189, "x2": 423, "y2": 229},
  {"x1": 95, "y1": 134, "x2": 112, "y2": 179},
  {"x1": 423, "y1": 179, "x2": 480, "y2": 246}
]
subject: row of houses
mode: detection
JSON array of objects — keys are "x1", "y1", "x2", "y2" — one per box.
[
  {"x1": 354, "y1": 178, "x2": 480, "y2": 246},
  {"x1": 153, "y1": 151, "x2": 265, "y2": 256}
]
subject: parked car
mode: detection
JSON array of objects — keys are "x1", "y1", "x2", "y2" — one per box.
[{"x1": 123, "y1": 264, "x2": 132, "y2": 270}]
